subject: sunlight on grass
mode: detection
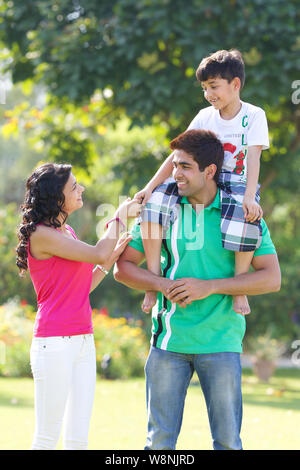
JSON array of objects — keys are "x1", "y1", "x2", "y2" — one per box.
[{"x1": 0, "y1": 369, "x2": 299, "y2": 450}]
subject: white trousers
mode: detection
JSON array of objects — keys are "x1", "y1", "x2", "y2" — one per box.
[{"x1": 30, "y1": 334, "x2": 96, "y2": 450}]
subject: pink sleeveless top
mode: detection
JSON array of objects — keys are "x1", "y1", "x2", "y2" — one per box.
[{"x1": 27, "y1": 224, "x2": 94, "y2": 337}]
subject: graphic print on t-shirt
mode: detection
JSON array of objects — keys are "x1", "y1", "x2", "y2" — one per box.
[{"x1": 187, "y1": 102, "x2": 269, "y2": 183}]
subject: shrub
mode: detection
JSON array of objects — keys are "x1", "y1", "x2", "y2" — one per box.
[
  {"x1": 92, "y1": 310, "x2": 149, "y2": 380},
  {"x1": 0, "y1": 298, "x2": 34, "y2": 377},
  {"x1": 0, "y1": 299, "x2": 149, "y2": 379}
]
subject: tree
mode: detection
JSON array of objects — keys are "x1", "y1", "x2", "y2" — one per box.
[
  {"x1": 1, "y1": 0, "x2": 300, "y2": 185},
  {"x1": 1, "y1": 0, "x2": 300, "y2": 339}
]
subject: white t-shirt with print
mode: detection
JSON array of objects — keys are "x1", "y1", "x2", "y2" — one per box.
[{"x1": 187, "y1": 101, "x2": 269, "y2": 183}]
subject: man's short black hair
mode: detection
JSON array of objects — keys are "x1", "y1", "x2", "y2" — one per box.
[
  {"x1": 170, "y1": 129, "x2": 224, "y2": 183},
  {"x1": 196, "y1": 49, "x2": 245, "y2": 89}
]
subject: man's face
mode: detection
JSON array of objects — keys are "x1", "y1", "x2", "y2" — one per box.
[
  {"x1": 172, "y1": 150, "x2": 206, "y2": 198},
  {"x1": 201, "y1": 76, "x2": 239, "y2": 110}
]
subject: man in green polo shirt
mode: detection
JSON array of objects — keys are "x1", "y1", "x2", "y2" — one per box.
[{"x1": 114, "y1": 129, "x2": 281, "y2": 450}]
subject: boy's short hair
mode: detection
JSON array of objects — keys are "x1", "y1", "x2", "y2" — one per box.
[
  {"x1": 196, "y1": 49, "x2": 245, "y2": 89},
  {"x1": 170, "y1": 129, "x2": 224, "y2": 183}
]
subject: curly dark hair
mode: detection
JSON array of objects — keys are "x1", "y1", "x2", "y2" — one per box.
[{"x1": 16, "y1": 163, "x2": 72, "y2": 277}]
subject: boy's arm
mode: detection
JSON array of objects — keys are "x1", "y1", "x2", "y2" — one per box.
[
  {"x1": 135, "y1": 153, "x2": 174, "y2": 203},
  {"x1": 243, "y1": 145, "x2": 263, "y2": 222}
]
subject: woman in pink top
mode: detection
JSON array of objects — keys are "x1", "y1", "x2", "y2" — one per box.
[{"x1": 16, "y1": 163, "x2": 141, "y2": 450}]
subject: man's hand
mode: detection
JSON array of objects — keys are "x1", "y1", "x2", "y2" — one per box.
[
  {"x1": 159, "y1": 278, "x2": 189, "y2": 308},
  {"x1": 165, "y1": 278, "x2": 214, "y2": 306},
  {"x1": 243, "y1": 194, "x2": 263, "y2": 222}
]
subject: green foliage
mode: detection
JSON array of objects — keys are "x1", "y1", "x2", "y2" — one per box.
[
  {"x1": 0, "y1": 0, "x2": 300, "y2": 343},
  {"x1": 1, "y1": 0, "x2": 300, "y2": 203},
  {"x1": 0, "y1": 203, "x2": 37, "y2": 306},
  {"x1": 1, "y1": 0, "x2": 300, "y2": 127},
  {"x1": 86, "y1": 117, "x2": 169, "y2": 202}
]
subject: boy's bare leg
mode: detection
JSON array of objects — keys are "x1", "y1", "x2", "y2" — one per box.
[
  {"x1": 233, "y1": 251, "x2": 254, "y2": 315},
  {"x1": 140, "y1": 221, "x2": 163, "y2": 314}
]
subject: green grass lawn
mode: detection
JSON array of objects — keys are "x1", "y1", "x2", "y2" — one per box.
[{"x1": 0, "y1": 368, "x2": 300, "y2": 450}]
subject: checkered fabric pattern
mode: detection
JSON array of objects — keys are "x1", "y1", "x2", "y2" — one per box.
[
  {"x1": 137, "y1": 179, "x2": 181, "y2": 237},
  {"x1": 218, "y1": 170, "x2": 262, "y2": 252},
  {"x1": 138, "y1": 171, "x2": 262, "y2": 252}
]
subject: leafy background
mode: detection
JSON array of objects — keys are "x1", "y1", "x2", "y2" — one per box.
[{"x1": 0, "y1": 0, "x2": 300, "y2": 361}]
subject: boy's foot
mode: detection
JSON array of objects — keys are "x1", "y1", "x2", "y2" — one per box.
[
  {"x1": 233, "y1": 295, "x2": 251, "y2": 316},
  {"x1": 142, "y1": 291, "x2": 157, "y2": 314}
]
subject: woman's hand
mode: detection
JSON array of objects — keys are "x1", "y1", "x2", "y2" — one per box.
[
  {"x1": 90, "y1": 232, "x2": 133, "y2": 293},
  {"x1": 105, "y1": 232, "x2": 133, "y2": 268}
]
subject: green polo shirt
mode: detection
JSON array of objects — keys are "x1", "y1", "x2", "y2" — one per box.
[{"x1": 129, "y1": 189, "x2": 276, "y2": 354}]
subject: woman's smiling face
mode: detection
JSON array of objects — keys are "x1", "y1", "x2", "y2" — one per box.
[{"x1": 62, "y1": 172, "x2": 85, "y2": 215}]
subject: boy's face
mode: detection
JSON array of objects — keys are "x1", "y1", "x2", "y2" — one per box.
[{"x1": 201, "y1": 76, "x2": 240, "y2": 110}]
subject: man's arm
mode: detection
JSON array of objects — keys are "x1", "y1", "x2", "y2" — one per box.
[
  {"x1": 114, "y1": 246, "x2": 162, "y2": 291},
  {"x1": 214, "y1": 253, "x2": 281, "y2": 295},
  {"x1": 114, "y1": 245, "x2": 176, "y2": 299},
  {"x1": 115, "y1": 246, "x2": 281, "y2": 306},
  {"x1": 166, "y1": 254, "x2": 281, "y2": 304}
]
